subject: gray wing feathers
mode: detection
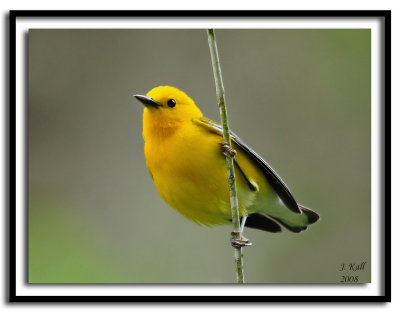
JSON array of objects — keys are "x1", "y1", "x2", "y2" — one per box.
[{"x1": 201, "y1": 118, "x2": 301, "y2": 214}]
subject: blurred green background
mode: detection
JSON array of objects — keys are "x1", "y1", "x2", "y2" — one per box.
[{"x1": 28, "y1": 29, "x2": 371, "y2": 283}]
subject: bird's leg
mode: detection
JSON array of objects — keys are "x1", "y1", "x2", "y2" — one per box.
[
  {"x1": 240, "y1": 212, "x2": 248, "y2": 234},
  {"x1": 219, "y1": 141, "x2": 253, "y2": 247},
  {"x1": 219, "y1": 141, "x2": 236, "y2": 158},
  {"x1": 231, "y1": 213, "x2": 252, "y2": 248}
]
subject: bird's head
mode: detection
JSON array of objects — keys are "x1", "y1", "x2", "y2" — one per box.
[{"x1": 135, "y1": 86, "x2": 203, "y2": 132}]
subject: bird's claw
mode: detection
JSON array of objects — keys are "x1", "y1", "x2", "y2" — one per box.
[
  {"x1": 230, "y1": 232, "x2": 252, "y2": 248},
  {"x1": 219, "y1": 142, "x2": 237, "y2": 158}
]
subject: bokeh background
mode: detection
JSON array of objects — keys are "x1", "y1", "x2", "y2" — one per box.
[{"x1": 28, "y1": 29, "x2": 371, "y2": 283}]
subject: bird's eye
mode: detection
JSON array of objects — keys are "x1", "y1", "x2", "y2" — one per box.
[{"x1": 167, "y1": 99, "x2": 176, "y2": 108}]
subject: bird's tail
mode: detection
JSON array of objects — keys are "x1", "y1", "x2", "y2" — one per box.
[
  {"x1": 245, "y1": 204, "x2": 320, "y2": 233},
  {"x1": 298, "y1": 205, "x2": 320, "y2": 224},
  {"x1": 269, "y1": 204, "x2": 320, "y2": 233}
]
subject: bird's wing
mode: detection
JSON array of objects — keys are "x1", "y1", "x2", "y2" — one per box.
[{"x1": 193, "y1": 117, "x2": 301, "y2": 214}]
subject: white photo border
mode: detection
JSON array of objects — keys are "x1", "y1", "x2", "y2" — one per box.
[{"x1": 9, "y1": 10, "x2": 391, "y2": 302}]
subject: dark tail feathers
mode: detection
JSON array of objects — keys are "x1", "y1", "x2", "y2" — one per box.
[
  {"x1": 244, "y1": 204, "x2": 320, "y2": 233},
  {"x1": 299, "y1": 204, "x2": 320, "y2": 224}
]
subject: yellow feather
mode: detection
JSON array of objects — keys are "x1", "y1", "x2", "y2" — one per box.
[{"x1": 137, "y1": 86, "x2": 319, "y2": 231}]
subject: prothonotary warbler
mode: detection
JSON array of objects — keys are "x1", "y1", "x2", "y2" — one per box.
[{"x1": 134, "y1": 86, "x2": 319, "y2": 246}]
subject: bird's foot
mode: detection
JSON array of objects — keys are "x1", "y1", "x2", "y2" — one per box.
[
  {"x1": 219, "y1": 142, "x2": 237, "y2": 158},
  {"x1": 230, "y1": 231, "x2": 252, "y2": 248}
]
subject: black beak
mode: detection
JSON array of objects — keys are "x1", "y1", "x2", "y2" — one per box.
[{"x1": 134, "y1": 94, "x2": 163, "y2": 108}]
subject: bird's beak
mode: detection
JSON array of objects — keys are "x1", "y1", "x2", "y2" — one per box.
[{"x1": 134, "y1": 94, "x2": 163, "y2": 109}]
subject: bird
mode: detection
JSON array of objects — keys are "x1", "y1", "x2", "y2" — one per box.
[{"x1": 134, "y1": 86, "x2": 319, "y2": 246}]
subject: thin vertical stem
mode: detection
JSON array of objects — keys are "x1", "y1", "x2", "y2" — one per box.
[{"x1": 206, "y1": 29, "x2": 244, "y2": 283}]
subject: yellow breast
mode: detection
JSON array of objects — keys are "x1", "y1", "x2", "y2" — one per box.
[{"x1": 143, "y1": 119, "x2": 255, "y2": 225}]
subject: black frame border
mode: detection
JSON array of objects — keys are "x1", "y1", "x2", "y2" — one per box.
[{"x1": 8, "y1": 10, "x2": 391, "y2": 303}]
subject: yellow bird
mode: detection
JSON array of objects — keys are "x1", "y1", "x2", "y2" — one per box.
[{"x1": 135, "y1": 86, "x2": 319, "y2": 245}]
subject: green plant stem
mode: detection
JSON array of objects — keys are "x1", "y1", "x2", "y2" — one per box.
[{"x1": 206, "y1": 29, "x2": 244, "y2": 284}]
